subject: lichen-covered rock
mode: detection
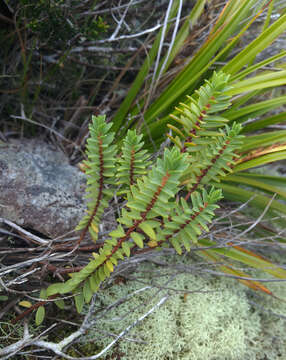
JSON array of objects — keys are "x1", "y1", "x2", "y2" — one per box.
[{"x1": 0, "y1": 139, "x2": 86, "y2": 238}]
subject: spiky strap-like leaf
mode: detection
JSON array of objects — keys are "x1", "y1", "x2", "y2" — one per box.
[
  {"x1": 116, "y1": 129, "x2": 151, "y2": 191},
  {"x1": 168, "y1": 71, "x2": 232, "y2": 152},
  {"x1": 76, "y1": 115, "x2": 117, "y2": 242}
]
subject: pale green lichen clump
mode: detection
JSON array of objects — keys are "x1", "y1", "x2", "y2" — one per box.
[{"x1": 79, "y1": 256, "x2": 286, "y2": 359}]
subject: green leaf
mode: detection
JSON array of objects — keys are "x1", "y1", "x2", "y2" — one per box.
[
  {"x1": 39, "y1": 289, "x2": 47, "y2": 300},
  {"x1": 131, "y1": 232, "x2": 144, "y2": 248},
  {"x1": 105, "y1": 260, "x2": 114, "y2": 273},
  {"x1": 109, "y1": 225, "x2": 125, "y2": 238},
  {"x1": 19, "y1": 301, "x2": 32, "y2": 308},
  {"x1": 109, "y1": 256, "x2": 118, "y2": 266},
  {"x1": 47, "y1": 283, "x2": 64, "y2": 297},
  {"x1": 83, "y1": 280, "x2": 93, "y2": 304},
  {"x1": 182, "y1": 235, "x2": 192, "y2": 252},
  {"x1": 103, "y1": 263, "x2": 111, "y2": 277},
  {"x1": 114, "y1": 249, "x2": 124, "y2": 260},
  {"x1": 89, "y1": 274, "x2": 100, "y2": 293},
  {"x1": 231, "y1": 172, "x2": 286, "y2": 188},
  {"x1": 98, "y1": 266, "x2": 106, "y2": 281},
  {"x1": 55, "y1": 299, "x2": 65, "y2": 310},
  {"x1": 230, "y1": 50, "x2": 286, "y2": 82},
  {"x1": 35, "y1": 306, "x2": 45, "y2": 326},
  {"x1": 74, "y1": 291, "x2": 84, "y2": 313},
  {"x1": 242, "y1": 112, "x2": 286, "y2": 133},
  {"x1": 138, "y1": 221, "x2": 156, "y2": 240},
  {"x1": 122, "y1": 242, "x2": 131, "y2": 257},
  {"x1": 225, "y1": 96, "x2": 286, "y2": 123},
  {"x1": 171, "y1": 238, "x2": 182, "y2": 255}
]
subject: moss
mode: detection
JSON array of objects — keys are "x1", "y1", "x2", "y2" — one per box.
[
  {"x1": 80, "y1": 259, "x2": 268, "y2": 360},
  {"x1": 244, "y1": 263, "x2": 286, "y2": 360}
]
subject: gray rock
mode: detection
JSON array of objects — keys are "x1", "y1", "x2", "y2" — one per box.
[{"x1": 0, "y1": 139, "x2": 86, "y2": 238}]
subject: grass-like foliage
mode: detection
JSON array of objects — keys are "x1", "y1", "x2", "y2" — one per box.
[{"x1": 42, "y1": 71, "x2": 246, "y2": 320}]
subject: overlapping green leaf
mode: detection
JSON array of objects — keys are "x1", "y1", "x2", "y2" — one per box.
[
  {"x1": 116, "y1": 129, "x2": 151, "y2": 191},
  {"x1": 76, "y1": 115, "x2": 117, "y2": 242}
]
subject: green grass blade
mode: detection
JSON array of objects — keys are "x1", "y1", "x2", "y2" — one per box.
[
  {"x1": 240, "y1": 131, "x2": 286, "y2": 151},
  {"x1": 224, "y1": 95, "x2": 286, "y2": 122},
  {"x1": 230, "y1": 50, "x2": 286, "y2": 82},
  {"x1": 198, "y1": 238, "x2": 286, "y2": 279},
  {"x1": 226, "y1": 70, "x2": 286, "y2": 96},
  {"x1": 142, "y1": 0, "x2": 259, "y2": 124},
  {"x1": 217, "y1": 183, "x2": 286, "y2": 216},
  {"x1": 224, "y1": 90, "x2": 263, "y2": 114},
  {"x1": 262, "y1": 0, "x2": 275, "y2": 32},
  {"x1": 233, "y1": 150, "x2": 286, "y2": 172},
  {"x1": 111, "y1": 1, "x2": 181, "y2": 133},
  {"x1": 242, "y1": 112, "x2": 286, "y2": 133},
  {"x1": 159, "y1": 0, "x2": 209, "y2": 72},
  {"x1": 223, "y1": 12, "x2": 286, "y2": 75},
  {"x1": 225, "y1": 173, "x2": 286, "y2": 198},
  {"x1": 227, "y1": 172, "x2": 286, "y2": 188}
]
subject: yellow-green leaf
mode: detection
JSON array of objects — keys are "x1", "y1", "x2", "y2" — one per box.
[
  {"x1": 39, "y1": 289, "x2": 47, "y2": 300},
  {"x1": 227, "y1": 71, "x2": 286, "y2": 96},
  {"x1": 199, "y1": 249, "x2": 274, "y2": 295},
  {"x1": 55, "y1": 299, "x2": 65, "y2": 310},
  {"x1": 139, "y1": 222, "x2": 156, "y2": 240},
  {"x1": 122, "y1": 242, "x2": 131, "y2": 257},
  {"x1": 147, "y1": 240, "x2": 158, "y2": 248},
  {"x1": 109, "y1": 225, "x2": 125, "y2": 238},
  {"x1": 46, "y1": 283, "x2": 64, "y2": 296},
  {"x1": 83, "y1": 280, "x2": 93, "y2": 304},
  {"x1": 19, "y1": 301, "x2": 32, "y2": 308},
  {"x1": 74, "y1": 292, "x2": 84, "y2": 313},
  {"x1": 89, "y1": 274, "x2": 100, "y2": 292},
  {"x1": 106, "y1": 260, "x2": 114, "y2": 272},
  {"x1": 234, "y1": 151, "x2": 286, "y2": 172},
  {"x1": 131, "y1": 232, "x2": 144, "y2": 248},
  {"x1": 90, "y1": 222, "x2": 99, "y2": 234},
  {"x1": 103, "y1": 263, "x2": 111, "y2": 277},
  {"x1": 110, "y1": 256, "x2": 118, "y2": 266},
  {"x1": 35, "y1": 306, "x2": 45, "y2": 326},
  {"x1": 171, "y1": 238, "x2": 182, "y2": 255},
  {"x1": 198, "y1": 238, "x2": 286, "y2": 279},
  {"x1": 98, "y1": 266, "x2": 106, "y2": 281}
]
